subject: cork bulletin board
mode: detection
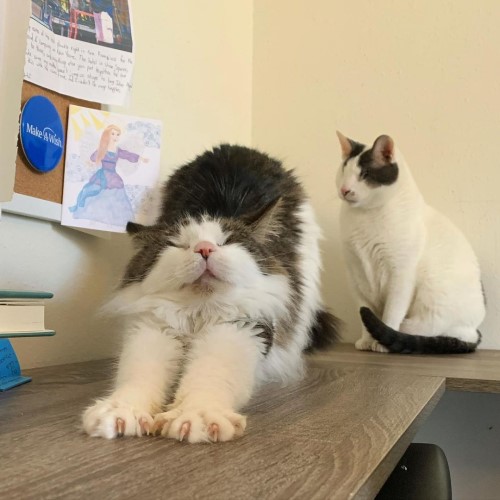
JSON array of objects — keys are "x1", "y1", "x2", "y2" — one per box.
[{"x1": 15, "y1": 81, "x2": 100, "y2": 204}]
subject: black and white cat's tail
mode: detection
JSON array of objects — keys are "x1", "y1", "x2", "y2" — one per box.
[
  {"x1": 360, "y1": 307, "x2": 481, "y2": 354},
  {"x1": 306, "y1": 310, "x2": 342, "y2": 352}
]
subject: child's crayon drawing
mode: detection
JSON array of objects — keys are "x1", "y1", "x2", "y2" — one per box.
[{"x1": 62, "y1": 106, "x2": 162, "y2": 232}]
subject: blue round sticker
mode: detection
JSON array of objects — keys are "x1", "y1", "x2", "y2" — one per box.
[{"x1": 20, "y1": 96, "x2": 64, "y2": 173}]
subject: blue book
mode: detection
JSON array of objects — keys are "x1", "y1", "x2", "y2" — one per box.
[{"x1": 0, "y1": 290, "x2": 54, "y2": 300}]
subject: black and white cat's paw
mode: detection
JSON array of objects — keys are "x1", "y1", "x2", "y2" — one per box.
[
  {"x1": 153, "y1": 407, "x2": 247, "y2": 443},
  {"x1": 355, "y1": 336, "x2": 389, "y2": 353},
  {"x1": 82, "y1": 398, "x2": 154, "y2": 439}
]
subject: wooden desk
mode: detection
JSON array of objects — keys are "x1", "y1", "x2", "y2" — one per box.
[
  {"x1": 0, "y1": 358, "x2": 443, "y2": 500},
  {"x1": 312, "y1": 344, "x2": 500, "y2": 393}
]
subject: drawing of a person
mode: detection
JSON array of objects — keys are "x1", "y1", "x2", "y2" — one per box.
[{"x1": 69, "y1": 124, "x2": 147, "y2": 227}]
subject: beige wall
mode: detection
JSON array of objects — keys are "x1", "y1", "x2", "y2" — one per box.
[
  {"x1": 1, "y1": 0, "x2": 253, "y2": 368},
  {"x1": 3, "y1": 218, "x2": 131, "y2": 368},
  {"x1": 118, "y1": 0, "x2": 253, "y2": 175},
  {"x1": 253, "y1": 0, "x2": 500, "y2": 348}
]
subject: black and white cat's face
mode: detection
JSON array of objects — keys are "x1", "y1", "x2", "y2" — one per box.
[
  {"x1": 125, "y1": 200, "x2": 283, "y2": 297},
  {"x1": 336, "y1": 132, "x2": 399, "y2": 207},
  {"x1": 149, "y1": 219, "x2": 262, "y2": 293}
]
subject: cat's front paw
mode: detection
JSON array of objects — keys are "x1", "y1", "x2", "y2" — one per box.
[
  {"x1": 153, "y1": 407, "x2": 246, "y2": 443},
  {"x1": 82, "y1": 398, "x2": 154, "y2": 439}
]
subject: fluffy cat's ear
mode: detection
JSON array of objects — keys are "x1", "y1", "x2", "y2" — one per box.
[
  {"x1": 126, "y1": 222, "x2": 155, "y2": 248},
  {"x1": 336, "y1": 131, "x2": 354, "y2": 160},
  {"x1": 126, "y1": 222, "x2": 146, "y2": 234},
  {"x1": 372, "y1": 135, "x2": 395, "y2": 165},
  {"x1": 245, "y1": 197, "x2": 282, "y2": 240}
]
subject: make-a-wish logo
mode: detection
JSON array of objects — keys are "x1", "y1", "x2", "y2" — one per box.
[{"x1": 25, "y1": 123, "x2": 63, "y2": 148}]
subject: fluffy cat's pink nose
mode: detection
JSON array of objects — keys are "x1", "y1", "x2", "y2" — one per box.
[
  {"x1": 194, "y1": 241, "x2": 216, "y2": 260},
  {"x1": 341, "y1": 187, "x2": 351, "y2": 197}
]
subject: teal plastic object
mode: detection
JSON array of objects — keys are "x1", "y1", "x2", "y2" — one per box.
[{"x1": 0, "y1": 339, "x2": 31, "y2": 391}]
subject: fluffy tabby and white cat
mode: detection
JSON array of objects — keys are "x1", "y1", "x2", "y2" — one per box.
[
  {"x1": 83, "y1": 144, "x2": 339, "y2": 442},
  {"x1": 336, "y1": 131, "x2": 485, "y2": 354}
]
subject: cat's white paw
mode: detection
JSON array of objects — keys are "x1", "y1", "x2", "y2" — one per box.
[
  {"x1": 355, "y1": 337, "x2": 390, "y2": 353},
  {"x1": 370, "y1": 341, "x2": 389, "y2": 353},
  {"x1": 355, "y1": 337, "x2": 373, "y2": 351},
  {"x1": 82, "y1": 398, "x2": 154, "y2": 439},
  {"x1": 153, "y1": 407, "x2": 246, "y2": 443}
]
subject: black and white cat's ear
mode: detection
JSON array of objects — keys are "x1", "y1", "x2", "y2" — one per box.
[
  {"x1": 372, "y1": 135, "x2": 395, "y2": 165},
  {"x1": 336, "y1": 131, "x2": 354, "y2": 160},
  {"x1": 126, "y1": 222, "x2": 146, "y2": 234},
  {"x1": 126, "y1": 222, "x2": 150, "y2": 248},
  {"x1": 244, "y1": 196, "x2": 280, "y2": 224},
  {"x1": 245, "y1": 196, "x2": 282, "y2": 239}
]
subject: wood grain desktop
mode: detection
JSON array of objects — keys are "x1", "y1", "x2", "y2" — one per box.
[
  {"x1": 0, "y1": 356, "x2": 444, "y2": 500},
  {"x1": 312, "y1": 344, "x2": 500, "y2": 393}
]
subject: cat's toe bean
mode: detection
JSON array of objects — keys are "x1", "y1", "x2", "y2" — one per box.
[{"x1": 82, "y1": 399, "x2": 152, "y2": 439}]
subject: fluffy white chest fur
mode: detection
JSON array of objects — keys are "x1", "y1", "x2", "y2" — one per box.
[{"x1": 336, "y1": 132, "x2": 485, "y2": 353}]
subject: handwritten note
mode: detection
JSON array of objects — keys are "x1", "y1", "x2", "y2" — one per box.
[{"x1": 24, "y1": 19, "x2": 134, "y2": 105}]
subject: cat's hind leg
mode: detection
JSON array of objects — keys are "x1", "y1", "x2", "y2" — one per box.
[
  {"x1": 446, "y1": 326, "x2": 481, "y2": 344},
  {"x1": 82, "y1": 319, "x2": 182, "y2": 439},
  {"x1": 400, "y1": 314, "x2": 454, "y2": 337},
  {"x1": 402, "y1": 317, "x2": 480, "y2": 344},
  {"x1": 153, "y1": 322, "x2": 263, "y2": 443}
]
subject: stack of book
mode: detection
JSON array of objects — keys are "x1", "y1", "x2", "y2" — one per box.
[
  {"x1": 0, "y1": 289, "x2": 55, "y2": 391},
  {"x1": 0, "y1": 289, "x2": 55, "y2": 338}
]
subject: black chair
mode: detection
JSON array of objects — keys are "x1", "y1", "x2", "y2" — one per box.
[{"x1": 376, "y1": 443, "x2": 452, "y2": 500}]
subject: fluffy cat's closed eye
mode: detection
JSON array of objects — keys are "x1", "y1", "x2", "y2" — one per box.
[
  {"x1": 336, "y1": 131, "x2": 485, "y2": 354},
  {"x1": 83, "y1": 144, "x2": 340, "y2": 442}
]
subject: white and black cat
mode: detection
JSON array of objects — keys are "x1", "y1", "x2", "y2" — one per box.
[
  {"x1": 336, "y1": 131, "x2": 485, "y2": 354},
  {"x1": 83, "y1": 144, "x2": 340, "y2": 442}
]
